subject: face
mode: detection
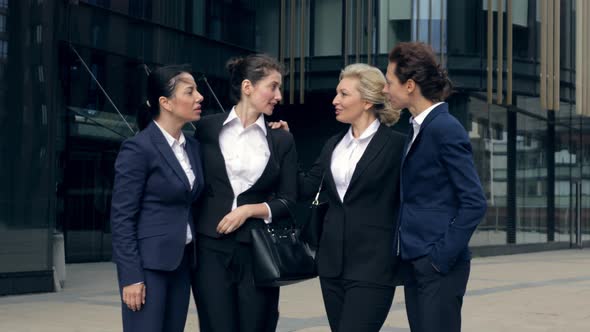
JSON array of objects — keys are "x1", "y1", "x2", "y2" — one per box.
[
  {"x1": 332, "y1": 77, "x2": 371, "y2": 124},
  {"x1": 383, "y1": 62, "x2": 410, "y2": 110},
  {"x1": 245, "y1": 70, "x2": 282, "y2": 116},
  {"x1": 166, "y1": 72, "x2": 204, "y2": 123}
]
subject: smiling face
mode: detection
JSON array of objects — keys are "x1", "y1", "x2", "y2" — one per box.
[
  {"x1": 383, "y1": 62, "x2": 411, "y2": 111},
  {"x1": 332, "y1": 77, "x2": 372, "y2": 124},
  {"x1": 245, "y1": 69, "x2": 282, "y2": 116},
  {"x1": 163, "y1": 72, "x2": 203, "y2": 123}
]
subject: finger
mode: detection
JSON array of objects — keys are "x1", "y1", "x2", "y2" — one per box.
[
  {"x1": 130, "y1": 292, "x2": 141, "y2": 311},
  {"x1": 216, "y1": 218, "x2": 227, "y2": 233},
  {"x1": 142, "y1": 285, "x2": 146, "y2": 305}
]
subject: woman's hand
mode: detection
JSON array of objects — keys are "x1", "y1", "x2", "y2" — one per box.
[
  {"x1": 122, "y1": 283, "x2": 146, "y2": 311},
  {"x1": 217, "y1": 205, "x2": 253, "y2": 234},
  {"x1": 267, "y1": 120, "x2": 290, "y2": 132}
]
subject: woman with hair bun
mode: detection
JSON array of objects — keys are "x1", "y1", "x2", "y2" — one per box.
[
  {"x1": 111, "y1": 65, "x2": 205, "y2": 332},
  {"x1": 190, "y1": 54, "x2": 297, "y2": 332},
  {"x1": 296, "y1": 63, "x2": 406, "y2": 332}
]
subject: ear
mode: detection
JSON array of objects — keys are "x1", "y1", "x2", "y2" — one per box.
[
  {"x1": 363, "y1": 100, "x2": 374, "y2": 112},
  {"x1": 242, "y1": 79, "x2": 252, "y2": 97},
  {"x1": 406, "y1": 79, "x2": 416, "y2": 94},
  {"x1": 159, "y1": 96, "x2": 172, "y2": 112}
]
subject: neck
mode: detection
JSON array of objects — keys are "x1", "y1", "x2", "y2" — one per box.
[
  {"x1": 154, "y1": 117, "x2": 184, "y2": 140},
  {"x1": 350, "y1": 113, "x2": 377, "y2": 138},
  {"x1": 408, "y1": 98, "x2": 436, "y2": 118},
  {"x1": 235, "y1": 103, "x2": 261, "y2": 128}
]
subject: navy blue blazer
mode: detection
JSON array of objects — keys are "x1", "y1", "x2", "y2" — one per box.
[
  {"x1": 111, "y1": 122, "x2": 204, "y2": 287},
  {"x1": 398, "y1": 103, "x2": 487, "y2": 274}
]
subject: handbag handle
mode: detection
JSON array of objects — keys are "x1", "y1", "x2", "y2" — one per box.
[{"x1": 312, "y1": 174, "x2": 325, "y2": 206}]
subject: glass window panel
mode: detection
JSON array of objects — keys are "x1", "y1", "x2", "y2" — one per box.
[{"x1": 516, "y1": 113, "x2": 547, "y2": 243}]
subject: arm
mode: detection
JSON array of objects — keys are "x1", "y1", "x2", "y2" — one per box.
[
  {"x1": 217, "y1": 134, "x2": 299, "y2": 234},
  {"x1": 110, "y1": 139, "x2": 147, "y2": 287},
  {"x1": 430, "y1": 125, "x2": 487, "y2": 274},
  {"x1": 110, "y1": 139, "x2": 148, "y2": 310}
]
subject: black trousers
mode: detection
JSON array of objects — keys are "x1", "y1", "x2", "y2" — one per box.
[
  {"x1": 402, "y1": 256, "x2": 470, "y2": 332},
  {"x1": 121, "y1": 244, "x2": 192, "y2": 332},
  {"x1": 191, "y1": 238, "x2": 279, "y2": 332},
  {"x1": 319, "y1": 277, "x2": 395, "y2": 332}
]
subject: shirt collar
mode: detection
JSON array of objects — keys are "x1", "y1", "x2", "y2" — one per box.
[
  {"x1": 410, "y1": 102, "x2": 444, "y2": 126},
  {"x1": 153, "y1": 120, "x2": 186, "y2": 148},
  {"x1": 223, "y1": 106, "x2": 268, "y2": 136},
  {"x1": 342, "y1": 118, "x2": 380, "y2": 146}
]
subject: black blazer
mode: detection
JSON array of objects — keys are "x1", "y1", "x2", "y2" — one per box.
[
  {"x1": 193, "y1": 113, "x2": 298, "y2": 243},
  {"x1": 300, "y1": 124, "x2": 406, "y2": 285}
]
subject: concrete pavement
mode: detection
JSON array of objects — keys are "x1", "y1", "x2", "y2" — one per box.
[{"x1": 1, "y1": 249, "x2": 589, "y2": 331}]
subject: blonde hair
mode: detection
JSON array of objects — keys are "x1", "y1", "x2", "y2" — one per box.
[{"x1": 339, "y1": 63, "x2": 400, "y2": 126}]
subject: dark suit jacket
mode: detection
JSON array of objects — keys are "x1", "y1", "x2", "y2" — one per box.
[
  {"x1": 300, "y1": 124, "x2": 406, "y2": 286},
  {"x1": 110, "y1": 122, "x2": 204, "y2": 287},
  {"x1": 193, "y1": 113, "x2": 297, "y2": 243},
  {"x1": 399, "y1": 103, "x2": 487, "y2": 274}
]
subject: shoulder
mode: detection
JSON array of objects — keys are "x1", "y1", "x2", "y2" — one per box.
[{"x1": 194, "y1": 113, "x2": 227, "y2": 140}]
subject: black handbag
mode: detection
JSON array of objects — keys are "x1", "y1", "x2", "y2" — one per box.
[
  {"x1": 301, "y1": 175, "x2": 328, "y2": 248},
  {"x1": 251, "y1": 198, "x2": 317, "y2": 287}
]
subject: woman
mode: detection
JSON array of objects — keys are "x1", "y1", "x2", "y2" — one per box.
[
  {"x1": 190, "y1": 54, "x2": 297, "y2": 332},
  {"x1": 384, "y1": 42, "x2": 485, "y2": 332},
  {"x1": 298, "y1": 63, "x2": 405, "y2": 332},
  {"x1": 110, "y1": 65, "x2": 204, "y2": 332}
]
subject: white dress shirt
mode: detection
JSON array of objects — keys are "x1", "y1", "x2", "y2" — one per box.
[
  {"x1": 407, "y1": 102, "x2": 444, "y2": 153},
  {"x1": 219, "y1": 107, "x2": 273, "y2": 222},
  {"x1": 153, "y1": 120, "x2": 194, "y2": 245},
  {"x1": 330, "y1": 119, "x2": 380, "y2": 201}
]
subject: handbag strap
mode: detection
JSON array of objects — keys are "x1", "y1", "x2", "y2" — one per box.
[{"x1": 312, "y1": 173, "x2": 325, "y2": 206}]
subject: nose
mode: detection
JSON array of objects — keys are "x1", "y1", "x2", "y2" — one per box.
[
  {"x1": 332, "y1": 94, "x2": 339, "y2": 106},
  {"x1": 195, "y1": 90, "x2": 204, "y2": 103},
  {"x1": 274, "y1": 89, "x2": 282, "y2": 102}
]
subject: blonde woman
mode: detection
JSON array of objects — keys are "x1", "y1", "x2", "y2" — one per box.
[{"x1": 298, "y1": 63, "x2": 405, "y2": 332}]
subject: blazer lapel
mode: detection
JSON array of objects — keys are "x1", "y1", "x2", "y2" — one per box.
[
  {"x1": 324, "y1": 131, "x2": 346, "y2": 204},
  {"x1": 148, "y1": 123, "x2": 191, "y2": 191},
  {"x1": 185, "y1": 138, "x2": 204, "y2": 195},
  {"x1": 402, "y1": 103, "x2": 447, "y2": 165},
  {"x1": 240, "y1": 128, "x2": 277, "y2": 195},
  {"x1": 345, "y1": 124, "x2": 390, "y2": 195}
]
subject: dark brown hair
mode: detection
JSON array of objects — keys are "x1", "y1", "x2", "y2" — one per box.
[
  {"x1": 388, "y1": 42, "x2": 453, "y2": 102},
  {"x1": 137, "y1": 65, "x2": 192, "y2": 131},
  {"x1": 226, "y1": 54, "x2": 284, "y2": 104}
]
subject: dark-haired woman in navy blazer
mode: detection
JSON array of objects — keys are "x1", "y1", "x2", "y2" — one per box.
[{"x1": 111, "y1": 66, "x2": 204, "y2": 332}]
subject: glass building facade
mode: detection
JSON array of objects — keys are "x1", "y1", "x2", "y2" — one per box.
[{"x1": 1, "y1": 0, "x2": 588, "y2": 295}]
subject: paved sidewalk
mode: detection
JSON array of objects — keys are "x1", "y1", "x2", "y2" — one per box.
[{"x1": 1, "y1": 249, "x2": 589, "y2": 331}]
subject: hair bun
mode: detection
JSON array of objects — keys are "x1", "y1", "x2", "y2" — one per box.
[{"x1": 226, "y1": 57, "x2": 244, "y2": 75}]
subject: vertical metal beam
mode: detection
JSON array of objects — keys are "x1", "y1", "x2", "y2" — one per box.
[
  {"x1": 577, "y1": 0, "x2": 583, "y2": 115},
  {"x1": 280, "y1": 0, "x2": 286, "y2": 67},
  {"x1": 367, "y1": 0, "x2": 372, "y2": 65},
  {"x1": 344, "y1": 0, "x2": 349, "y2": 66},
  {"x1": 497, "y1": 0, "x2": 504, "y2": 104},
  {"x1": 416, "y1": 0, "x2": 421, "y2": 40},
  {"x1": 300, "y1": 0, "x2": 305, "y2": 104},
  {"x1": 507, "y1": 0, "x2": 513, "y2": 105},
  {"x1": 428, "y1": 0, "x2": 432, "y2": 45},
  {"x1": 585, "y1": 1, "x2": 590, "y2": 116},
  {"x1": 540, "y1": 0, "x2": 547, "y2": 110},
  {"x1": 553, "y1": 0, "x2": 560, "y2": 111},
  {"x1": 487, "y1": 0, "x2": 493, "y2": 104},
  {"x1": 355, "y1": 0, "x2": 361, "y2": 63},
  {"x1": 440, "y1": 0, "x2": 445, "y2": 65},
  {"x1": 280, "y1": 0, "x2": 286, "y2": 104},
  {"x1": 289, "y1": 0, "x2": 296, "y2": 104},
  {"x1": 546, "y1": 0, "x2": 555, "y2": 110}
]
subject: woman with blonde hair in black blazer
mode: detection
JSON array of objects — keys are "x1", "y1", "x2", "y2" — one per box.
[
  {"x1": 190, "y1": 54, "x2": 297, "y2": 332},
  {"x1": 298, "y1": 63, "x2": 405, "y2": 332}
]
